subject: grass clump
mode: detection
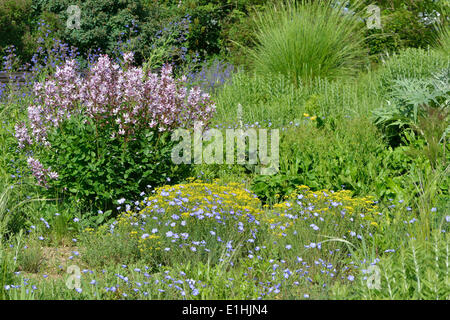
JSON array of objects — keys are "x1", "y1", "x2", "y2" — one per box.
[{"x1": 249, "y1": 0, "x2": 368, "y2": 86}]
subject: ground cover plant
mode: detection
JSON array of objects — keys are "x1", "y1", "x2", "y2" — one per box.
[{"x1": 0, "y1": 0, "x2": 449, "y2": 301}]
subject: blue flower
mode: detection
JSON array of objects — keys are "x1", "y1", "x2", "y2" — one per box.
[{"x1": 180, "y1": 233, "x2": 189, "y2": 239}]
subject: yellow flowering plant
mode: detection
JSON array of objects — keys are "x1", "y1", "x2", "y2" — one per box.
[
  {"x1": 112, "y1": 179, "x2": 265, "y2": 267},
  {"x1": 261, "y1": 185, "x2": 383, "y2": 280}
]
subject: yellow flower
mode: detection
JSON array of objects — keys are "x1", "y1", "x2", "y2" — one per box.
[
  {"x1": 303, "y1": 113, "x2": 310, "y2": 117},
  {"x1": 310, "y1": 116, "x2": 317, "y2": 121}
]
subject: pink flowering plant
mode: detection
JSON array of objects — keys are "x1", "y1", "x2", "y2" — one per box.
[{"x1": 15, "y1": 52, "x2": 215, "y2": 216}]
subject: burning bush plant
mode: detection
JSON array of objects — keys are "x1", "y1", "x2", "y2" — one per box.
[{"x1": 15, "y1": 52, "x2": 216, "y2": 216}]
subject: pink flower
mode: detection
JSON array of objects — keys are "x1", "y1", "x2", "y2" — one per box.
[
  {"x1": 27, "y1": 157, "x2": 58, "y2": 186},
  {"x1": 17, "y1": 52, "x2": 216, "y2": 186},
  {"x1": 14, "y1": 122, "x2": 32, "y2": 148},
  {"x1": 123, "y1": 52, "x2": 134, "y2": 64}
]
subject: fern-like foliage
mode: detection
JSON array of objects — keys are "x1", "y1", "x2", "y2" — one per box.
[
  {"x1": 356, "y1": 230, "x2": 449, "y2": 299},
  {"x1": 373, "y1": 68, "x2": 449, "y2": 145}
]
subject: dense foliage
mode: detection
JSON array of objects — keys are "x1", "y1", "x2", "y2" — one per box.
[
  {"x1": 14, "y1": 53, "x2": 215, "y2": 214},
  {"x1": 0, "y1": 0, "x2": 448, "y2": 302}
]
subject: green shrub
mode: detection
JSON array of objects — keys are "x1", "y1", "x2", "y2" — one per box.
[
  {"x1": 365, "y1": 7, "x2": 438, "y2": 58},
  {"x1": 29, "y1": 0, "x2": 181, "y2": 65},
  {"x1": 181, "y1": 1, "x2": 223, "y2": 58},
  {"x1": 0, "y1": 0, "x2": 33, "y2": 59},
  {"x1": 251, "y1": 117, "x2": 419, "y2": 204},
  {"x1": 249, "y1": 0, "x2": 368, "y2": 86},
  {"x1": 34, "y1": 0, "x2": 141, "y2": 53},
  {"x1": 41, "y1": 115, "x2": 190, "y2": 217},
  {"x1": 177, "y1": 0, "x2": 270, "y2": 63},
  {"x1": 219, "y1": 1, "x2": 267, "y2": 67},
  {"x1": 359, "y1": 0, "x2": 446, "y2": 59},
  {"x1": 30, "y1": 0, "x2": 231, "y2": 66},
  {"x1": 373, "y1": 68, "x2": 449, "y2": 147}
]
